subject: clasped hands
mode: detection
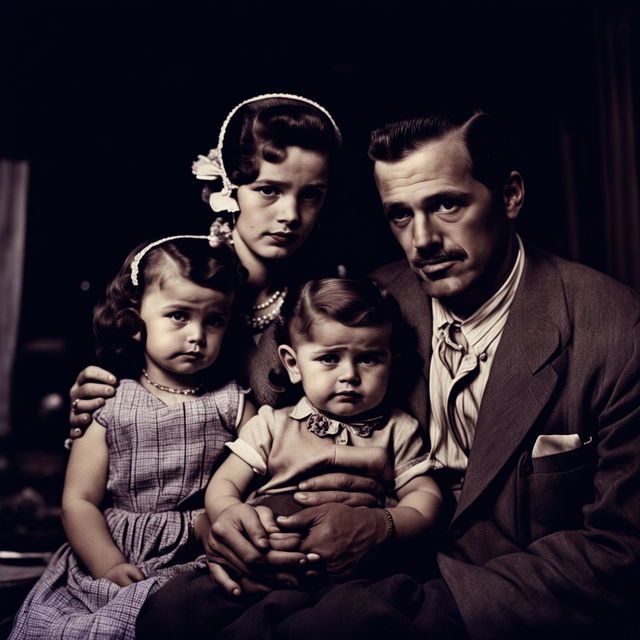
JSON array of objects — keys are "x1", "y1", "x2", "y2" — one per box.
[{"x1": 201, "y1": 447, "x2": 392, "y2": 596}]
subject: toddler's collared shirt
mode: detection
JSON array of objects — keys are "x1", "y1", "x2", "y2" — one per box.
[{"x1": 226, "y1": 396, "x2": 433, "y2": 502}]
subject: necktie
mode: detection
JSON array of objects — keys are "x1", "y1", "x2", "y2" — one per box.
[
  {"x1": 435, "y1": 321, "x2": 476, "y2": 454},
  {"x1": 437, "y1": 321, "x2": 469, "y2": 378}
]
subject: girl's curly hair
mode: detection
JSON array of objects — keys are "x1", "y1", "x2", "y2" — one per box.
[{"x1": 93, "y1": 238, "x2": 245, "y2": 387}]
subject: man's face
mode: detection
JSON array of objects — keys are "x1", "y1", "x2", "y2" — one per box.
[{"x1": 374, "y1": 135, "x2": 522, "y2": 315}]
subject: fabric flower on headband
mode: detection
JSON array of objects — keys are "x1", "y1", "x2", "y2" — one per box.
[
  {"x1": 208, "y1": 191, "x2": 239, "y2": 213},
  {"x1": 192, "y1": 149, "x2": 240, "y2": 213},
  {"x1": 191, "y1": 148, "x2": 225, "y2": 180},
  {"x1": 208, "y1": 217, "x2": 234, "y2": 248}
]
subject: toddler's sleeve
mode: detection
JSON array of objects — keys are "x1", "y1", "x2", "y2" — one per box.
[
  {"x1": 225, "y1": 406, "x2": 276, "y2": 475},
  {"x1": 389, "y1": 410, "x2": 435, "y2": 491}
]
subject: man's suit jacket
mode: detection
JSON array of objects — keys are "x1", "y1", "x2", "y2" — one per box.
[{"x1": 372, "y1": 246, "x2": 640, "y2": 638}]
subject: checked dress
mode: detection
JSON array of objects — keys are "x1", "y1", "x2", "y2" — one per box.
[{"x1": 9, "y1": 379, "x2": 242, "y2": 640}]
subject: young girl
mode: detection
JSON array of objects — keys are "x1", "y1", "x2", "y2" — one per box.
[
  {"x1": 10, "y1": 236, "x2": 264, "y2": 639},
  {"x1": 205, "y1": 278, "x2": 442, "y2": 596}
]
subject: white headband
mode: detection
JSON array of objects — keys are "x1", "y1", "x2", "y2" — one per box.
[
  {"x1": 130, "y1": 234, "x2": 209, "y2": 286},
  {"x1": 191, "y1": 93, "x2": 342, "y2": 214}
]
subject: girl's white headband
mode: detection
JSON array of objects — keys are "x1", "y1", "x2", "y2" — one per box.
[{"x1": 130, "y1": 218, "x2": 235, "y2": 286}]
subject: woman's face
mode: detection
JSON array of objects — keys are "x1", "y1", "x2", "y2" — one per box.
[{"x1": 233, "y1": 146, "x2": 329, "y2": 263}]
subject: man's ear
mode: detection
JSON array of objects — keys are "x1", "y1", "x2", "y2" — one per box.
[
  {"x1": 278, "y1": 345, "x2": 302, "y2": 384},
  {"x1": 503, "y1": 171, "x2": 525, "y2": 220}
]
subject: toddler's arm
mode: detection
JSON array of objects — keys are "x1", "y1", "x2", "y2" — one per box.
[
  {"x1": 205, "y1": 454, "x2": 309, "y2": 595},
  {"x1": 205, "y1": 456, "x2": 273, "y2": 563},
  {"x1": 61, "y1": 419, "x2": 144, "y2": 586},
  {"x1": 387, "y1": 474, "x2": 442, "y2": 539}
]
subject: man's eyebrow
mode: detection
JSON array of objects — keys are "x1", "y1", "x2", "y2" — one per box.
[
  {"x1": 383, "y1": 189, "x2": 469, "y2": 211},
  {"x1": 381, "y1": 200, "x2": 410, "y2": 213}
]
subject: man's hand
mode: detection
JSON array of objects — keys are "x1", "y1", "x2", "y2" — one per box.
[
  {"x1": 102, "y1": 562, "x2": 145, "y2": 587},
  {"x1": 205, "y1": 504, "x2": 308, "y2": 574},
  {"x1": 293, "y1": 446, "x2": 392, "y2": 508},
  {"x1": 69, "y1": 366, "x2": 117, "y2": 435},
  {"x1": 205, "y1": 506, "x2": 311, "y2": 595},
  {"x1": 277, "y1": 504, "x2": 388, "y2": 577}
]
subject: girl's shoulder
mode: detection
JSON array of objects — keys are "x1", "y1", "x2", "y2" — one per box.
[
  {"x1": 93, "y1": 379, "x2": 145, "y2": 428},
  {"x1": 201, "y1": 379, "x2": 247, "y2": 431}
]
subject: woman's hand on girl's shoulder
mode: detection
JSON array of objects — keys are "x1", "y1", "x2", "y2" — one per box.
[{"x1": 69, "y1": 365, "x2": 118, "y2": 436}]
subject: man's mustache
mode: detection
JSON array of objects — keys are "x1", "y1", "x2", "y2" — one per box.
[{"x1": 412, "y1": 249, "x2": 467, "y2": 269}]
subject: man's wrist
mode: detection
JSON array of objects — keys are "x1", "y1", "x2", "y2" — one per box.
[
  {"x1": 380, "y1": 508, "x2": 396, "y2": 542},
  {"x1": 369, "y1": 507, "x2": 393, "y2": 546}
]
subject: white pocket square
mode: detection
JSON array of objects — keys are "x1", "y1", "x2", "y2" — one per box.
[{"x1": 532, "y1": 434, "x2": 584, "y2": 459}]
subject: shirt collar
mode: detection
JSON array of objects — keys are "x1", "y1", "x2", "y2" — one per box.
[
  {"x1": 288, "y1": 396, "x2": 386, "y2": 438},
  {"x1": 432, "y1": 234, "x2": 525, "y2": 342},
  {"x1": 289, "y1": 396, "x2": 317, "y2": 421}
]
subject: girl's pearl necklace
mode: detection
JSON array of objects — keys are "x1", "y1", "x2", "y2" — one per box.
[
  {"x1": 142, "y1": 369, "x2": 202, "y2": 396},
  {"x1": 245, "y1": 287, "x2": 288, "y2": 332}
]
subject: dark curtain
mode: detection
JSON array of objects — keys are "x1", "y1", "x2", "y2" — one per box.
[
  {"x1": 560, "y1": 3, "x2": 640, "y2": 289},
  {"x1": 0, "y1": 159, "x2": 29, "y2": 437}
]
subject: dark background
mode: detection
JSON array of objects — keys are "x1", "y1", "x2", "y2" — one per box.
[
  {"x1": 0, "y1": 1, "x2": 638, "y2": 620},
  {"x1": 1, "y1": 0, "x2": 639, "y2": 452}
]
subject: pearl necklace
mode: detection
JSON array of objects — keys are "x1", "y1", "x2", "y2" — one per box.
[
  {"x1": 245, "y1": 287, "x2": 288, "y2": 332},
  {"x1": 142, "y1": 369, "x2": 202, "y2": 396},
  {"x1": 252, "y1": 289, "x2": 284, "y2": 311}
]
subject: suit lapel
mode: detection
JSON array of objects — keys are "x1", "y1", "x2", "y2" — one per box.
[
  {"x1": 451, "y1": 249, "x2": 571, "y2": 523},
  {"x1": 394, "y1": 267, "x2": 433, "y2": 426}
]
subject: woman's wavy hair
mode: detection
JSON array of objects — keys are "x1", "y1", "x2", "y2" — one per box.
[
  {"x1": 270, "y1": 278, "x2": 418, "y2": 406},
  {"x1": 222, "y1": 97, "x2": 341, "y2": 186},
  {"x1": 93, "y1": 238, "x2": 245, "y2": 387}
]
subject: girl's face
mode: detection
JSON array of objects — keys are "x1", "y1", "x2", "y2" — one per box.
[
  {"x1": 278, "y1": 318, "x2": 393, "y2": 418},
  {"x1": 233, "y1": 146, "x2": 329, "y2": 263},
  {"x1": 137, "y1": 274, "x2": 234, "y2": 387}
]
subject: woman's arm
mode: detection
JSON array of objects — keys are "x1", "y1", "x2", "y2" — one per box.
[
  {"x1": 61, "y1": 420, "x2": 143, "y2": 585},
  {"x1": 69, "y1": 366, "x2": 117, "y2": 434}
]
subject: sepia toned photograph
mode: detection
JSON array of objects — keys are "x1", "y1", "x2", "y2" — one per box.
[{"x1": 1, "y1": 1, "x2": 639, "y2": 637}]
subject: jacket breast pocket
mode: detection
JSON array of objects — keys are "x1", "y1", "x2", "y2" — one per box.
[{"x1": 516, "y1": 439, "x2": 595, "y2": 545}]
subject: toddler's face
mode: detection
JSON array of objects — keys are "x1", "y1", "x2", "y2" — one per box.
[
  {"x1": 279, "y1": 318, "x2": 392, "y2": 418},
  {"x1": 137, "y1": 275, "x2": 233, "y2": 387}
]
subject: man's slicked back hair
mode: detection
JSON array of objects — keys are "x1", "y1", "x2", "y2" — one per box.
[{"x1": 368, "y1": 110, "x2": 515, "y2": 193}]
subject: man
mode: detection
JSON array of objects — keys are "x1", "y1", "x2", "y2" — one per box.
[
  {"x1": 359, "y1": 110, "x2": 640, "y2": 637},
  {"x1": 139, "y1": 109, "x2": 640, "y2": 638}
]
